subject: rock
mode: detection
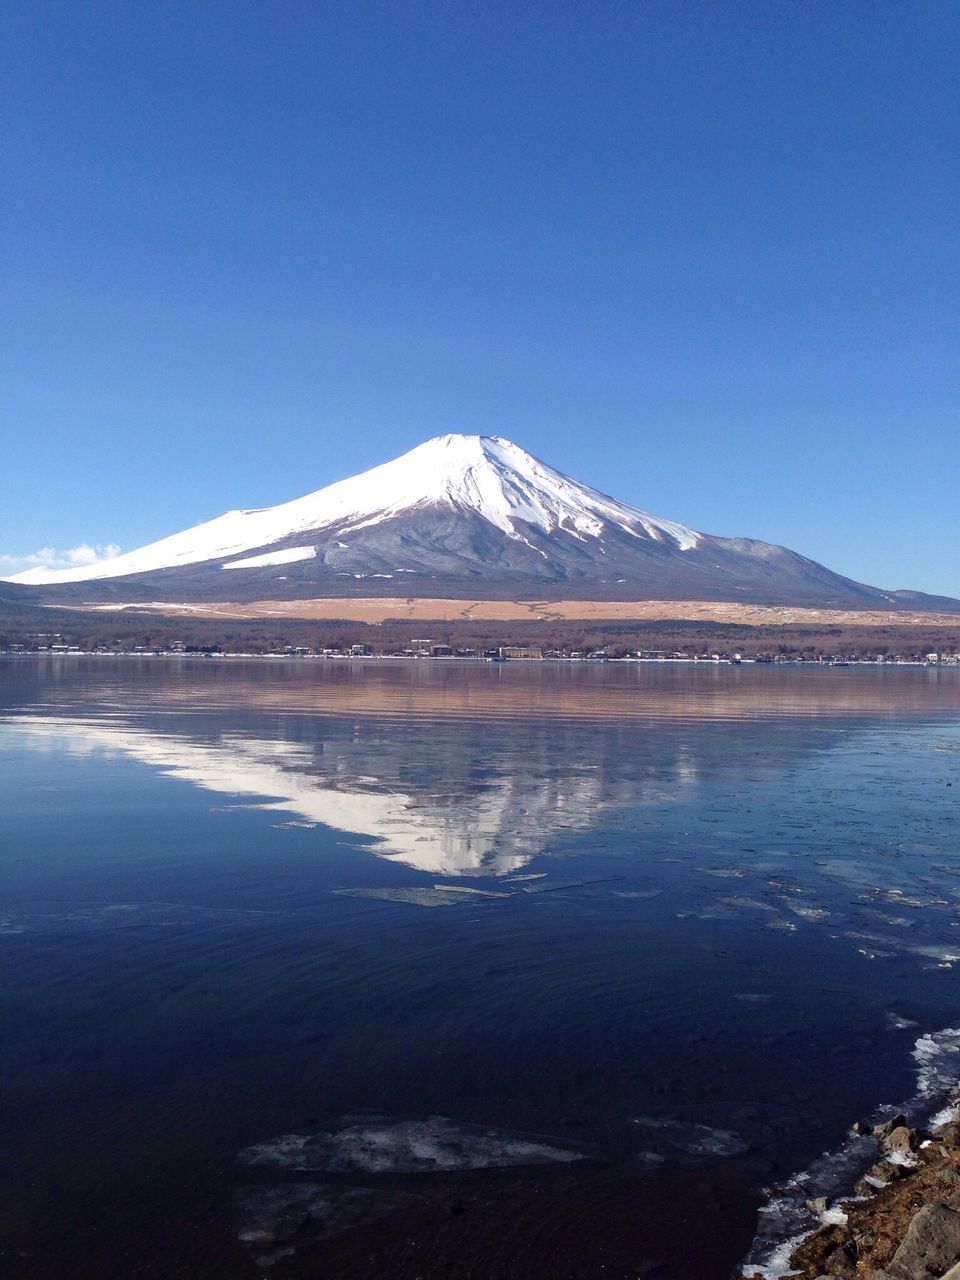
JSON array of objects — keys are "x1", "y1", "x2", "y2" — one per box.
[
  {"x1": 823, "y1": 1240, "x2": 857, "y2": 1275},
  {"x1": 939, "y1": 1167, "x2": 960, "y2": 1187},
  {"x1": 874, "y1": 1114, "x2": 908, "y2": 1140},
  {"x1": 937, "y1": 1121, "x2": 960, "y2": 1150},
  {"x1": 806, "y1": 1196, "x2": 829, "y2": 1214},
  {"x1": 853, "y1": 1119, "x2": 875, "y2": 1135},
  {"x1": 885, "y1": 1202, "x2": 960, "y2": 1278},
  {"x1": 882, "y1": 1125, "x2": 922, "y2": 1154}
]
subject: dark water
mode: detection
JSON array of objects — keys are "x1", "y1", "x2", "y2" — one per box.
[{"x1": 1, "y1": 658, "x2": 960, "y2": 1279}]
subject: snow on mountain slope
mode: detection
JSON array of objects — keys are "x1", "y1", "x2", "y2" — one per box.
[
  {"x1": 7, "y1": 435, "x2": 700, "y2": 585},
  {"x1": 222, "y1": 546, "x2": 318, "y2": 570}
]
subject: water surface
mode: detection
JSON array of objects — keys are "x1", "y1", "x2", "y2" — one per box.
[{"x1": 2, "y1": 658, "x2": 959, "y2": 1278}]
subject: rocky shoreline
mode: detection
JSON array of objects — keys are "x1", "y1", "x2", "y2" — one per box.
[{"x1": 747, "y1": 1102, "x2": 960, "y2": 1279}]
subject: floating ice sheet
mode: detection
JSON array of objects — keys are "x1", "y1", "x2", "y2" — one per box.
[
  {"x1": 330, "y1": 878, "x2": 619, "y2": 907},
  {"x1": 784, "y1": 903, "x2": 829, "y2": 921},
  {"x1": 331, "y1": 886, "x2": 510, "y2": 908},
  {"x1": 237, "y1": 1182, "x2": 416, "y2": 1266},
  {"x1": 635, "y1": 1150, "x2": 666, "y2": 1168},
  {"x1": 240, "y1": 1114, "x2": 585, "y2": 1173},
  {"x1": 630, "y1": 1115, "x2": 748, "y2": 1160},
  {"x1": 886, "y1": 1011, "x2": 919, "y2": 1031},
  {"x1": 431, "y1": 883, "x2": 512, "y2": 897}
]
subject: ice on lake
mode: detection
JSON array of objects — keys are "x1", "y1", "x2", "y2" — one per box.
[{"x1": 240, "y1": 1114, "x2": 585, "y2": 1173}]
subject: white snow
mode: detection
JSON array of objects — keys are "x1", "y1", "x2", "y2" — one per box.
[
  {"x1": 222, "y1": 546, "x2": 316, "y2": 570},
  {"x1": 819, "y1": 1207, "x2": 848, "y2": 1226},
  {"x1": 4, "y1": 434, "x2": 701, "y2": 584}
]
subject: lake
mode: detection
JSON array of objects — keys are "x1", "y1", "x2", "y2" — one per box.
[{"x1": 2, "y1": 657, "x2": 960, "y2": 1279}]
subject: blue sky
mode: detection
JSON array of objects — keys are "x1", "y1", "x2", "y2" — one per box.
[{"x1": 2, "y1": 1, "x2": 957, "y2": 595}]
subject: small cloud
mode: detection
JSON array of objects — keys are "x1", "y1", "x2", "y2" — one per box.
[
  {"x1": 63, "y1": 542, "x2": 121, "y2": 566},
  {"x1": 0, "y1": 543, "x2": 122, "y2": 575}
]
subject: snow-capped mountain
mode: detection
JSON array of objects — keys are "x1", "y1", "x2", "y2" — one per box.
[
  {"x1": 5, "y1": 434, "x2": 951, "y2": 608},
  {"x1": 11, "y1": 435, "x2": 700, "y2": 583}
]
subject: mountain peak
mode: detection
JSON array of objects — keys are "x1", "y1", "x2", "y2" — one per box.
[{"x1": 323, "y1": 432, "x2": 700, "y2": 548}]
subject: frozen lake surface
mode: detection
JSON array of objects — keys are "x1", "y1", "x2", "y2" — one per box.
[{"x1": 1, "y1": 657, "x2": 959, "y2": 1278}]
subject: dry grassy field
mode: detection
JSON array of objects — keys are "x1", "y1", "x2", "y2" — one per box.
[{"x1": 80, "y1": 596, "x2": 960, "y2": 628}]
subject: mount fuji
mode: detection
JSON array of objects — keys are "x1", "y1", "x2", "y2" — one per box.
[{"x1": 6, "y1": 435, "x2": 955, "y2": 609}]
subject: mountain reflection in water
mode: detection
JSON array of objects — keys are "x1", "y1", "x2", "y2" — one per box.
[{"x1": 3, "y1": 659, "x2": 960, "y2": 881}]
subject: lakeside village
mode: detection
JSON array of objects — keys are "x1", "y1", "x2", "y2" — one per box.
[{"x1": 4, "y1": 634, "x2": 960, "y2": 666}]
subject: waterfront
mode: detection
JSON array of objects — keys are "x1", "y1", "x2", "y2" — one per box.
[{"x1": 2, "y1": 659, "x2": 959, "y2": 1278}]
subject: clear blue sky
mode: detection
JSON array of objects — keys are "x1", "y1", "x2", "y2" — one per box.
[{"x1": 2, "y1": 1, "x2": 957, "y2": 594}]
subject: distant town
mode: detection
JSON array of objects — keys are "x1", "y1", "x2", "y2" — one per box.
[{"x1": 3, "y1": 633, "x2": 959, "y2": 667}]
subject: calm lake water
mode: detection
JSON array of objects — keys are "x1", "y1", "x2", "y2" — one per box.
[{"x1": 2, "y1": 658, "x2": 960, "y2": 1279}]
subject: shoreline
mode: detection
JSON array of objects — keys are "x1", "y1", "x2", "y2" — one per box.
[
  {"x1": 0, "y1": 650, "x2": 955, "y2": 667},
  {"x1": 763, "y1": 1105, "x2": 960, "y2": 1279},
  {"x1": 742, "y1": 1024, "x2": 960, "y2": 1279}
]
